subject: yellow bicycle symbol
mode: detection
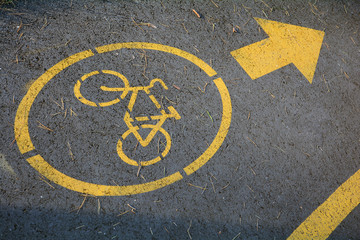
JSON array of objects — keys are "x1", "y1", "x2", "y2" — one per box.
[
  {"x1": 73, "y1": 70, "x2": 181, "y2": 166},
  {"x1": 14, "y1": 42, "x2": 232, "y2": 196}
]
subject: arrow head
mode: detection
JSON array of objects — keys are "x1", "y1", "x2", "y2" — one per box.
[
  {"x1": 253, "y1": 18, "x2": 325, "y2": 83},
  {"x1": 231, "y1": 18, "x2": 325, "y2": 83}
]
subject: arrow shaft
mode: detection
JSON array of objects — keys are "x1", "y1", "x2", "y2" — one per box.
[{"x1": 231, "y1": 38, "x2": 293, "y2": 80}]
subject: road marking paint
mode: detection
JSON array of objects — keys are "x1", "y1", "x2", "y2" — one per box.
[
  {"x1": 15, "y1": 42, "x2": 232, "y2": 196},
  {"x1": 95, "y1": 42, "x2": 217, "y2": 77},
  {"x1": 183, "y1": 77, "x2": 232, "y2": 175},
  {"x1": 117, "y1": 125, "x2": 171, "y2": 166},
  {"x1": 231, "y1": 18, "x2": 325, "y2": 83},
  {"x1": 288, "y1": 169, "x2": 360, "y2": 239},
  {"x1": 74, "y1": 80, "x2": 98, "y2": 107},
  {"x1": 98, "y1": 99, "x2": 121, "y2": 107},
  {"x1": 14, "y1": 50, "x2": 94, "y2": 154},
  {"x1": 81, "y1": 70, "x2": 99, "y2": 81},
  {"x1": 148, "y1": 95, "x2": 161, "y2": 109},
  {"x1": 98, "y1": 78, "x2": 181, "y2": 166},
  {"x1": 26, "y1": 154, "x2": 183, "y2": 196},
  {"x1": 135, "y1": 116, "x2": 150, "y2": 121}
]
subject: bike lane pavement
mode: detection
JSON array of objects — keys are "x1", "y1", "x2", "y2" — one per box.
[{"x1": 1, "y1": 0, "x2": 359, "y2": 239}]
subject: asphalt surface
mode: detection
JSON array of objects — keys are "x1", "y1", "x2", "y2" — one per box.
[{"x1": 0, "y1": 0, "x2": 360, "y2": 239}]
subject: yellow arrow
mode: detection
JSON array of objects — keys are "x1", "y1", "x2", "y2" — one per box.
[{"x1": 231, "y1": 18, "x2": 325, "y2": 83}]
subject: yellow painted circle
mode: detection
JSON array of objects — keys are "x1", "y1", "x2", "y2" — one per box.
[{"x1": 14, "y1": 42, "x2": 232, "y2": 196}]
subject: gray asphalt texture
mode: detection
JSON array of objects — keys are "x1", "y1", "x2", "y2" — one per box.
[{"x1": 1, "y1": 0, "x2": 360, "y2": 239}]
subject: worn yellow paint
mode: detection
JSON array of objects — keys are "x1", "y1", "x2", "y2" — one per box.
[
  {"x1": 121, "y1": 106, "x2": 180, "y2": 150},
  {"x1": 135, "y1": 116, "x2": 150, "y2": 121},
  {"x1": 74, "y1": 80, "x2": 98, "y2": 107},
  {"x1": 96, "y1": 42, "x2": 217, "y2": 77},
  {"x1": 15, "y1": 42, "x2": 232, "y2": 196},
  {"x1": 98, "y1": 99, "x2": 120, "y2": 107},
  {"x1": 81, "y1": 70, "x2": 99, "y2": 81},
  {"x1": 231, "y1": 18, "x2": 325, "y2": 83},
  {"x1": 27, "y1": 154, "x2": 183, "y2": 196},
  {"x1": 288, "y1": 169, "x2": 360, "y2": 239},
  {"x1": 101, "y1": 70, "x2": 130, "y2": 99},
  {"x1": 99, "y1": 76, "x2": 180, "y2": 164},
  {"x1": 74, "y1": 70, "x2": 130, "y2": 107},
  {"x1": 183, "y1": 78, "x2": 232, "y2": 175},
  {"x1": 99, "y1": 78, "x2": 167, "y2": 112},
  {"x1": 14, "y1": 50, "x2": 94, "y2": 154},
  {"x1": 117, "y1": 125, "x2": 171, "y2": 166},
  {"x1": 148, "y1": 95, "x2": 161, "y2": 109}
]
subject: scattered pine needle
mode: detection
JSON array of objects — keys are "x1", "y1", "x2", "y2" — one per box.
[
  {"x1": 138, "y1": 22, "x2": 157, "y2": 28},
  {"x1": 50, "y1": 112, "x2": 62, "y2": 117},
  {"x1": 262, "y1": 10, "x2": 268, "y2": 18},
  {"x1": 275, "y1": 145, "x2": 286, "y2": 153},
  {"x1": 322, "y1": 74, "x2": 330, "y2": 92},
  {"x1": 198, "y1": 82, "x2": 209, "y2": 93},
  {"x1": 210, "y1": 0, "x2": 218, "y2": 8},
  {"x1": 131, "y1": 17, "x2": 144, "y2": 32},
  {"x1": 249, "y1": 166, "x2": 256, "y2": 176},
  {"x1": 232, "y1": 232, "x2": 241, "y2": 240},
  {"x1": 193, "y1": 45, "x2": 200, "y2": 52},
  {"x1": 192, "y1": 9, "x2": 201, "y2": 18},
  {"x1": 67, "y1": 141, "x2": 75, "y2": 161},
  {"x1": 38, "y1": 175, "x2": 55, "y2": 189},
  {"x1": 206, "y1": 110, "x2": 213, "y2": 122},
  {"x1": 247, "y1": 136, "x2": 257, "y2": 147},
  {"x1": 117, "y1": 210, "x2": 131, "y2": 217},
  {"x1": 173, "y1": 84, "x2": 181, "y2": 90},
  {"x1": 303, "y1": 151, "x2": 311, "y2": 157},
  {"x1": 165, "y1": 96, "x2": 177, "y2": 105},
  {"x1": 16, "y1": 21, "x2": 23, "y2": 33},
  {"x1": 70, "y1": 107, "x2": 78, "y2": 116},
  {"x1": 37, "y1": 121, "x2": 53, "y2": 132},
  {"x1": 242, "y1": 4, "x2": 252, "y2": 11},
  {"x1": 113, "y1": 222, "x2": 121, "y2": 227},
  {"x1": 137, "y1": 163, "x2": 141, "y2": 177},
  {"x1": 127, "y1": 203, "x2": 136, "y2": 213},
  {"x1": 350, "y1": 36, "x2": 356, "y2": 45},
  {"x1": 209, "y1": 172, "x2": 217, "y2": 180},
  {"x1": 75, "y1": 195, "x2": 87, "y2": 214},
  {"x1": 51, "y1": 97, "x2": 64, "y2": 110},
  {"x1": 187, "y1": 220, "x2": 192, "y2": 239},
  {"x1": 247, "y1": 184, "x2": 254, "y2": 192},
  {"x1": 182, "y1": 23, "x2": 188, "y2": 33},
  {"x1": 202, "y1": 183, "x2": 208, "y2": 194},
  {"x1": 188, "y1": 183, "x2": 206, "y2": 191},
  {"x1": 264, "y1": 90, "x2": 275, "y2": 98},
  {"x1": 97, "y1": 199, "x2": 101, "y2": 215},
  {"x1": 222, "y1": 182, "x2": 230, "y2": 189}
]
